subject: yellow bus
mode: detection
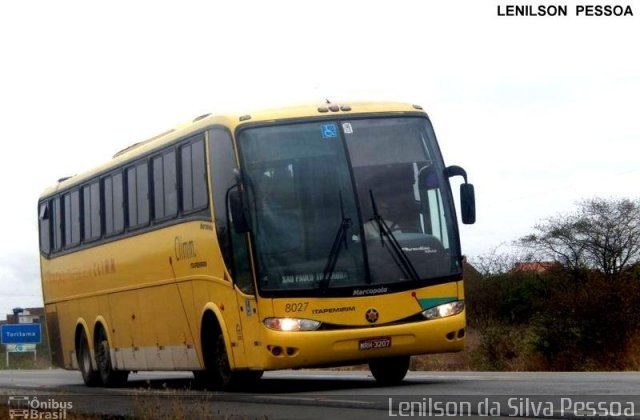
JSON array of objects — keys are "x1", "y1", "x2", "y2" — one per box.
[{"x1": 38, "y1": 102, "x2": 475, "y2": 388}]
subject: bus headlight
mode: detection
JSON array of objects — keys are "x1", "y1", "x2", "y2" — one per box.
[
  {"x1": 263, "y1": 318, "x2": 322, "y2": 331},
  {"x1": 421, "y1": 301, "x2": 465, "y2": 320}
]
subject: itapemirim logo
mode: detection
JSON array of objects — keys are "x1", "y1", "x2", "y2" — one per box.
[{"x1": 8, "y1": 395, "x2": 72, "y2": 419}]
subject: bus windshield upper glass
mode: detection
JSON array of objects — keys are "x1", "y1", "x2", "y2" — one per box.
[{"x1": 237, "y1": 117, "x2": 461, "y2": 295}]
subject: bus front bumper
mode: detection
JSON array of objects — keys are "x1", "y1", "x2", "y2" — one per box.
[{"x1": 255, "y1": 311, "x2": 466, "y2": 370}]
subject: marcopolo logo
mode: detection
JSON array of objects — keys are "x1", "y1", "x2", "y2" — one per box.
[
  {"x1": 8, "y1": 396, "x2": 73, "y2": 419},
  {"x1": 365, "y1": 308, "x2": 380, "y2": 323}
]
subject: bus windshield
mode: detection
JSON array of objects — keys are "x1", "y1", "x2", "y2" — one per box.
[{"x1": 237, "y1": 117, "x2": 461, "y2": 295}]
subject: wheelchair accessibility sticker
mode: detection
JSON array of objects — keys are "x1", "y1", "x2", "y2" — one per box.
[{"x1": 320, "y1": 123, "x2": 337, "y2": 139}]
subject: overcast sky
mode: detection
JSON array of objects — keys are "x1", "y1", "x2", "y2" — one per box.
[{"x1": 0, "y1": 1, "x2": 638, "y2": 318}]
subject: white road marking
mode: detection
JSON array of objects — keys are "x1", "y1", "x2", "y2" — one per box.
[{"x1": 257, "y1": 395, "x2": 373, "y2": 406}]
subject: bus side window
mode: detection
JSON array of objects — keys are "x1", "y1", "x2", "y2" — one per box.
[
  {"x1": 83, "y1": 181, "x2": 101, "y2": 242},
  {"x1": 104, "y1": 172, "x2": 125, "y2": 236},
  {"x1": 126, "y1": 161, "x2": 150, "y2": 228},
  {"x1": 152, "y1": 150, "x2": 178, "y2": 221},
  {"x1": 209, "y1": 127, "x2": 254, "y2": 294},
  {"x1": 180, "y1": 136, "x2": 208, "y2": 214},
  {"x1": 52, "y1": 196, "x2": 63, "y2": 252},
  {"x1": 63, "y1": 190, "x2": 81, "y2": 248},
  {"x1": 38, "y1": 201, "x2": 51, "y2": 255}
]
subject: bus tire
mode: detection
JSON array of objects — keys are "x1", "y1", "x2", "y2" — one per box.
[
  {"x1": 94, "y1": 327, "x2": 129, "y2": 387},
  {"x1": 194, "y1": 333, "x2": 232, "y2": 389},
  {"x1": 77, "y1": 328, "x2": 101, "y2": 387},
  {"x1": 369, "y1": 356, "x2": 410, "y2": 386},
  {"x1": 200, "y1": 332, "x2": 234, "y2": 389},
  {"x1": 197, "y1": 312, "x2": 237, "y2": 390}
]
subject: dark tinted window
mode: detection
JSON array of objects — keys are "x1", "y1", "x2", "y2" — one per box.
[
  {"x1": 71, "y1": 190, "x2": 81, "y2": 245},
  {"x1": 210, "y1": 129, "x2": 235, "y2": 267},
  {"x1": 53, "y1": 197, "x2": 62, "y2": 251},
  {"x1": 137, "y1": 163, "x2": 149, "y2": 225},
  {"x1": 63, "y1": 190, "x2": 81, "y2": 247},
  {"x1": 39, "y1": 202, "x2": 51, "y2": 254},
  {"x1": 90, "y1": 182, "x2": 101, "y2": 238},
  {"x1": 209, "y1": 127, "x2": 253, "y2": 293},
  {"x1": 181, "y1": 146, "x2": 192, "y2": 211},
  {"x1": 181, "y1": 137, "x2": 207, "y2": 213},
  {"x1": 152, "y1": 150, "x2": 177, "y2": 220},
  {"x1": 127, "y1": 168, "x2": 136, "y2": 226},
  {"x1": 152, "y1": 156, "x2": 164, "y2": 218},
  {"x1": 83, "y1": 181, "x2": 101, "y2": 241},
  {"x1": 164, "y1": 151, "x2": 178, "y2": 216},
  {"x1": 63, "y1": 194, "x2": 71, "y2": 246},
  {"x1": 113, "y1": 173, "x2": 124, "y2": 232},
  {"x1": 104, "y1": 172, "x2": 125, "y2": 235},
  {"x1": 82, "y1": 185, "x2": 91, "y2": 239},
  {"x1": 238, "y1": 122, "x2": 364, "y2": 292},
  {"x1": 192, "y1": 140, "x2": 207, "y2": 208},
  {"x1": 44, "y1": 134, "x2": 212, "y2": 255},
  {"x1": 127, "y1": 162, "x2": 149, "y2": 228}
]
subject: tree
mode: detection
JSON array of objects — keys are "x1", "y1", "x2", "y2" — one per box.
[{"x1": 519, "y1": 198, "x2": 640, "y2": 279}]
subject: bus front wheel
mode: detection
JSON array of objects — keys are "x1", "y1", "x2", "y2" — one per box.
[
  {"x1": 369, "y1": 356, "x2": 410, "y2": 386},
  {"x1": 195, "y1": 332, "x2": 233, "y2": 389},
  {"x1": 196, "y1": 327, "x2": 263, "y2": 390}
]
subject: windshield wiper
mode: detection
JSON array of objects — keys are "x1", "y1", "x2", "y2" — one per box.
[
  {"x1": 369, "y1": 190, "x2": 421, "y2": 283},
  {"x1": 320, "y1": 191, "x2": 352, "y2": 290}
]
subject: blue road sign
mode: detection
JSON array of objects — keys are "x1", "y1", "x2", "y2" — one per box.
[{"x1": 1, "y1": 323, "x2": 42, "y2": 344}]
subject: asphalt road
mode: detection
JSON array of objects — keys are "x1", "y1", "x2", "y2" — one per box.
[{"x1": 1, "y1": 369, "x2": 639, "y2": 419}]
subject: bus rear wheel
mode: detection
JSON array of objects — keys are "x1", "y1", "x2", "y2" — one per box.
[
  {"x1": 369, "y1": 356, "x2": 410, "y2": 386},
  {"x1": 77, "y1": 329, "x2": 101, "y2": 387},
  {"x1": 95, "y1": 328, "x2": 129, "y2": 387}
]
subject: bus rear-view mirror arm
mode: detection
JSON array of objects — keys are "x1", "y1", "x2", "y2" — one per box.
[{"x1": 445, "y1": 165, "x2": 476, "y2": 225}]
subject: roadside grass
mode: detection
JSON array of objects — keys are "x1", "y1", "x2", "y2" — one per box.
[
  {"x1": 0, "y1": 388, "x2": 264, "y2": 419},
  {"x1": 133, "y1": 388, "x2": 213, "y2": 419},
  {"x1": 456, "y1": 324, "x2": 640, "y2": 372},
  {"x1": 132, "y1": 387, "x2": 269, "y2": 419},
  {"x1": 0, "y1": 352, "x2": 52, "y2": 370},
  {"x1": 0, "y1": 403, "x2": 107, "y2": 419},
  {"x1": 622, "y1": 332, "x2": 640, "y2": 371}
]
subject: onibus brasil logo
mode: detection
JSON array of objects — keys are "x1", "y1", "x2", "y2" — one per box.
[{"x1": 8, "y1": 396, "x2": 72, "y2": 419}]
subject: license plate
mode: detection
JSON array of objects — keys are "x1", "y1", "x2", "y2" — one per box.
[{"x1": 359, "y1": 336, "x2": 391, "y2": 351}]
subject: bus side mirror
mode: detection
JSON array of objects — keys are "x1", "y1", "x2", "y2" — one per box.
[
  {"x1": 445, "y1": 165, "x2": 476, "y2": 225},
  {"x1": 229, "y1": 189, "x2": 251, "y2": 233},
  {"x1": 460, "y1": 183, "x2": 476, "y2": 225}
]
